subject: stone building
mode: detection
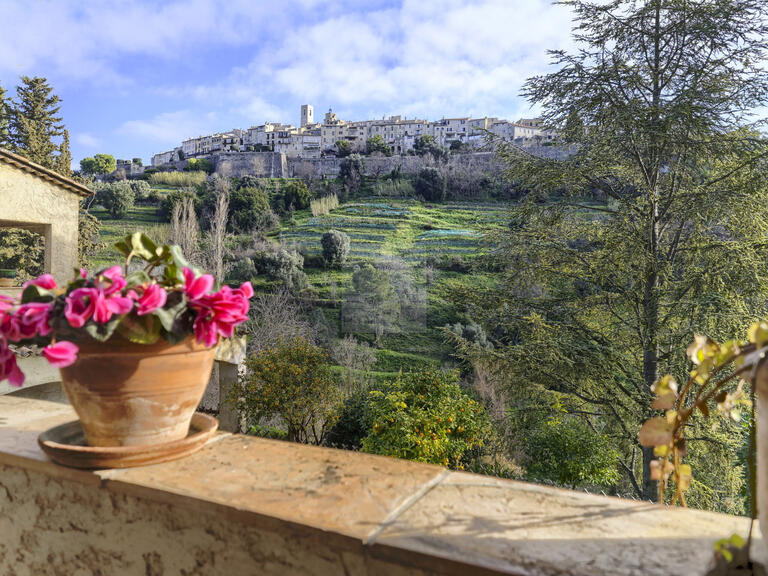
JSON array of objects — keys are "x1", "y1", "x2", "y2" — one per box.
[{"x1": 0, "y1": 148, "x2": 92, "y2": 282}]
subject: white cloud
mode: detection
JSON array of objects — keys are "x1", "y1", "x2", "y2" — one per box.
[
  {"x1": 118, "y1": 110, "x2": 220, "y2": 147},
  {"x1": 74, "y1": 133, "x2": 101, "y2": 148}
]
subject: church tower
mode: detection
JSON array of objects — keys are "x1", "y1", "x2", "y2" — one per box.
[{"x1": 301, "y1": 104, "x2": 314, "y2": 127}]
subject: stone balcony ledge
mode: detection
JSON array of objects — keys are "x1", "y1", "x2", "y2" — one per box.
[{"x1": 0, "y1": 395, "x2": 763, "y2": 575}]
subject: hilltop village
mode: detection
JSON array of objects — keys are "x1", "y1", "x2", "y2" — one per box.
[{"x1": 150, "y1": 105, "x2": 556, "y2": 167}]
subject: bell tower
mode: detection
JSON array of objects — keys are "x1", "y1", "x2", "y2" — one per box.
[{"x1": 301, "y1": 104, "x2": 314, "y2": 127}]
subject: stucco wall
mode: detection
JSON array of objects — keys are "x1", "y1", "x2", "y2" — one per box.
[{"x1": 0, "y1": 162, "x2": 81, "y2": 282}]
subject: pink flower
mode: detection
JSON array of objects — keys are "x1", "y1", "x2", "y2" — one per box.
[
  {"x1": 65, "y1": 287, "x2": 96, "y2": 328},
  {"x1": 183, "y1": 267, "x2": 214, "y2": 301},
  {"x1": 79, "y1": 268, "x2": 88, "y2": 279},
  {"x1": 99, "y1": 266, "x2": 127, "y2": 295},
  {"x1": 3, "y1": 303, "x2": 52, "y2": 340},
  {"x1": 42, "y1": 341, "x2": 79, "y2": 368},
  {"x1": 136, "y1": 283, "x2": 167, "y2": 316},
  {"x1": 23, "y1": 274, "x2": 57, "y2": 291},
  {"x1": 188, "y1": 282, "x2": 253, "y2": 347},
  {"x1": 0, "y1": 337, "x2": 23, "y2": 387},
  {"x1": 0, "y1": 295, "x2": 15, "y2": 313},
  {"x1": 92, "y1": 291, "x2": 133, "y2": 324}
]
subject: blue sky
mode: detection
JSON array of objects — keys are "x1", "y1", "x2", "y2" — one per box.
[{"x1": 0, "y1": 0, "x2": 575, "y2": 165}]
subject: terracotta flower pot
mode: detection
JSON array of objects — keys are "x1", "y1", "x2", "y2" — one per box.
[{"x1": 59, "y1": 336, "x2": 216, "y2": 447}]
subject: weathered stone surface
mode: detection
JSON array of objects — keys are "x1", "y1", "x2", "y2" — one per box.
[
  {"x1": 0, "y1": 153, "x2": 87, "y2": 282},
  {"x1": 0, "y1": 396, "x2": 764, "y2": 575},
  {"x1": 103, "y1": 434, "x2": 447, "y2": 540},
  {"x1": 373, "y1": 472, "x2": 765, "y2": 575}
]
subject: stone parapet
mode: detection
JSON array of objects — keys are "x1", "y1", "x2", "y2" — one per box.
[{"x1": 0, "y1": 396, "x2": 762, "y2": 575}]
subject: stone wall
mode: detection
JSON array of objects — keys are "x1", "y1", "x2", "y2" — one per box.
[
  {"x1": 213, "y1": 151, "x2": 288, "y2": 179},
  {"x1": 0, "y1": 161, "x2": 82, "y2": 283},
  {"x1": 0, "y1": 396, "x2": 762, "y2": 576}
]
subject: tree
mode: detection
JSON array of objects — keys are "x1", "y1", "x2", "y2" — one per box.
[
  {"x1": 228, "y1": 186, "x2": 270, "y2": 232},
  {"x1": 413, "y1": 135, "x2": 445, "y2": 159},
  {"x1": 55, "y1": 129, "x2": 72, "y2": 177},
  {"x1": 100, "y1": 182, "x2": 135, "y2": 219},
  {"x1": 331, "y1": 335, "x2": 376, "y2": 394},
  {"x1": 207, "y1": 175, "x2": 230, "y2": 284},
  {"x1": 361, "y1": 370, "x2": 492, "y2": 468},
  {"x1": 342, "y1": 263, "x2": 400, "y2": 341},
  {"x1": 273, "y1": 180, "x2": 310, "y2": 213},
  {"x1": 80, "y1": 154, "x2": 116, "y2": 176},
  {"x1": 10, "y1": 76, "x2": 65, "y2": 169},
  {"x1": 415, "y1": 167, "x2": 446, "y2": 202},
  {"x1": 464, "y1": 0, "x2": 768, "y2": 504},
  {"x1": 234, "y1": 337, "x2": 343, "y2": 444},
  {"x1": 321, "y1": 229, "x2": 350, "y2": 267},
  {"x1": 339, "y1": 154, "x2": 364, "y2": 197},
  {"x1": 365, "y1": 134, "x2": 392, "y2": 156},
  {"x1": 0, "y1": 82, "x2": 10, "y2": 149},
  {"x1": 335, "y1": 140, "x2": 352, "y2": 157}
]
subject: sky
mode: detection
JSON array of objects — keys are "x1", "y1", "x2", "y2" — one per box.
[{"x1": 0, "y1": 0, "x2": 575, "y2": 166}]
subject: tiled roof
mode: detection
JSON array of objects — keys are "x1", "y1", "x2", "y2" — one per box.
[{"x1": 0, "y1": 147, "x2": 92, "y2": 197}]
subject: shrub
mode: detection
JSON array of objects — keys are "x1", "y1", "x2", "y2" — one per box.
[
  {"x1": 335, "y1": 140, "x2": 352, "y2": 157},
  {"x1": 325, "y1": 390, "x2": 372, "y2": 450},
  {"x1": 234, "y1": 337, "x2": 343, "y2": 444},
  {"x1": 100, "y1": 181, "x2": 135, "y2": 218},
  {"x1": 0, "y1": 228, "x2": 44, "y2": 278},
  {"x1": 78, "y1": 211, "x2": 103, "y2": 268},
  {"x1": 339, "y1": 154, "x2": 364, "y2": 197},
  {"x1": 228, "y1": 186, "x2": 270, "y2": 232},
  {"x1": 361, "y1": 370, "x2": 493, "y2": 468},
  {"x1": 321, "y1": 229, "x2": 350, "y2": 267},
  {"x1": 365, "y1": 134, "x2": 392, "y2": 156},
  {"x1": 273, "y1": 180, "x2": 311, "y2": 213},
  {"x1": 149, "y1": 170, "x2": 208, "y2": 187},
  {"x1": 185, "y1": 158, "x2": 214, "y2": 174},
  {"x1": 310, "y1": 193, "x2": 339, "y2": 216},
  {"x1": 128, "y1": 180, "x2": 151, "y2": 201},
  {"x1": 160, "y1": 188, "x2": 201, "y2": 221},
  {"x1": 415, "y1": 167, "x2": 446, "y2": 202},
  {"x1": 252, "y1": 246, "x2": 308, "y2": 293},
  {"x1": 524, "y1": 416, "x2": 620, "y2": 488},
  {"x1": 226, "y1": 258, "x2": 257, "y2": 285}
]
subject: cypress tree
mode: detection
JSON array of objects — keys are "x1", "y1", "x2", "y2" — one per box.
[
  {"x1": 55, "y1": 129, "x2": 72, "y2": 177},
  {"x1": 11, "y1": 76, "x2": 65, "y2": 169},
  {"x1": 0, "y1": 83, "x2": 10, "y2": 149}
]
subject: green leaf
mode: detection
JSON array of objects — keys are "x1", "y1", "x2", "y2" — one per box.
[
  {"x1": 117, "y1": 314, "x2": 161, "y2": 344},
  {"x1": 125, "y1": 270, "x2": 151, "y2": 289},
  {"x1": 168, "y1": 244, "x2": 196, "y2": 273},
  {"x1": 20, "y1": 284, "x2": 54, "y2": 304},
  {"x1": 153, "y1": 295, "x2": 187, "y2": 333},
  {"x1": 130, "y1": 232, "x2": 160, "y2": 261},
  {"x1": 84, "y1": 317, "x2": 122, "y2": 342},
  {"x1": 114, "y1": 239, "x2": 132, "y2": 258}
]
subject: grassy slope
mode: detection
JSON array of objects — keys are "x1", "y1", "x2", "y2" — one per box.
[
  {"x1": 90, "y1": 186, "x2": 508, "y2": 379},
  {"x1": 272, "y1": 197, "x2": 508, "y2": 377}
]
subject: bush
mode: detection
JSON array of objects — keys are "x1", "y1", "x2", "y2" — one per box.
[
  {"x1": 100, "y1": 181, "x2": 135, "y2": 218},
  {"x1": 321, "y1": 229, "x2": 350, "y2": 267},
  {"x1": 365, "y1": 135, "x2": 392, "y2": 156},
  {"x1": 226, "y1": 258, "x2": 257, "y2": 284},
  {"x1": 228, "y1": 186, "x2": 270, "y2": 232},
  {"x1": 273, "y1": 180, "x2": 311, "y2": 213},
  {"x1": 234, "y1": 337, "x2": 343, "y2": 444},
  {"x1": 185, "y1": 158, "x2": 214, "y2": 174},
  {"x1": 361, "y1": 370, "x2": 492, "y2": 468},
  {"x1": 415, "y1": 167, "x2": 446, "y2": 202},
  {"x1": 149, "y1": 171, "x2": 208, "y2": 187},
  {"x1": 0, "y1": 228, "x2": 44, "y2": 279},
  {"x1": 339, "y1": 154, "x2": 364, "y2": 197},
  {"x1": 128, "y1": 180, "x2": 151, "y2": 202},
  {"x1": 524, "y1": 416, "x2": 620, "y2": 488},
  {"x1": 78, "y1": 211, "x2": 103, "y2": 268},
  {"x1": 325, "y1": 391, "x2": 372, "y2": 450},
  {"x1": 160, "y1": 188, "x2": 201, "y2": 221},
  {"x1": 310, "y1": 193, "x2": 339, "y2": 216},
  {"x1": 252, "y1": 246, "x2": 308, "y2": 293}
]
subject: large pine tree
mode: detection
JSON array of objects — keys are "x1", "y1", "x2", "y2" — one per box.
[
  {"x1": 457, "y1": 0, "x2": 768, "y2": 509},
  {"x1": 10, "y1": 76, "x2": 65, "y2": 170}
]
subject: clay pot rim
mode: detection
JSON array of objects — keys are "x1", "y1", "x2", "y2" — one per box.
[{"x1": 66, "y1": 334, "x2": 217, "y2": 355}]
